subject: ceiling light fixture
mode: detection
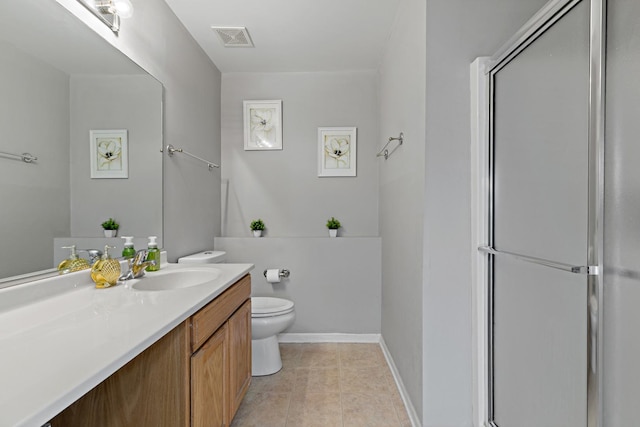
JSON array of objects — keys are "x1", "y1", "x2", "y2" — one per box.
[
  {"x1": 111, "y1": 0, "x2": 134, "y2": 18},
  {"x1": 77, "y1": 0, "x2": 134, "y2": 33}
]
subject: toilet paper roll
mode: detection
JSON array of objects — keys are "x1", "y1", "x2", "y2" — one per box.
[{"x1": 266, "y1": 269, "x2": 281, "y2": 283}]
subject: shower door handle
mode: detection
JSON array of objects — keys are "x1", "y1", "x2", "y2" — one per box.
[{"x1": 478, "y1": 246, "x2": 599, "y2": 276}]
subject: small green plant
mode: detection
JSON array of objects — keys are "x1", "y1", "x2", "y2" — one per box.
[
  {"x1": 326, "y1": 217, "x2": 341, "y2": 229},
  {"x1": 250, "y1": 219, "x2": 266, "y2": 231},
  {"x1": 101, "y1": 218, "x2": 119, "y2": 230}
]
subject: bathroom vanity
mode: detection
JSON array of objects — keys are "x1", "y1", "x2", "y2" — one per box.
[{"x1": 0, "y1": 262, "x2": 253, "y2": 427}]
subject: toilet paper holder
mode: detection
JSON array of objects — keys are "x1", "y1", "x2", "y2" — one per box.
[{"x1": 263, "y1": 269, "x2": 290, "y2": 278}]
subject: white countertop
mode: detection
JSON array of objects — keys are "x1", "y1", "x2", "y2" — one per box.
[{"x1": 0, "y1": 262, "x2": 253, "y2": 427}]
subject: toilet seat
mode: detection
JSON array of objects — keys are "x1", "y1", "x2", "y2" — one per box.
[{"x1": 251, "y1": 297, "x2": 294, "y2": 318}]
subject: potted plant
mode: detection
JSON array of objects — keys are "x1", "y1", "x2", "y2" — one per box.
[
  {"x1": 101, "y1": 218, "x2": 119, "y2": 237},
  {"x1": 250, "y1": 219, "x2": 266, "y2": 237},
  {"x1": 326, "y1": 217, "x2": 341, "y2": 237}
]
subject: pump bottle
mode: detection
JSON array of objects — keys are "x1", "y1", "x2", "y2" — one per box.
[
  {"x1": 146, "y1": 236, "x2": 160, "y2": 271},
  {"x1": 121, "y1": 236, "x2": 135, "y2": 259},
  {"x1": 90, "y1": 245, "x2": 121, "y2": 288},
  {"x1": 57, "y1": 245, "x2": 90, "y2": 274}
]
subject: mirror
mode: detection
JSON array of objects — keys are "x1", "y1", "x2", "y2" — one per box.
[{"x1": 0, "y1": 0, "x2": 163, "y2": 285}]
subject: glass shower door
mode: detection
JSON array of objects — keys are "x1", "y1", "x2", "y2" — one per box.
[{"x1": 487, "y1": 1, "x2": 591, "y2": 425}]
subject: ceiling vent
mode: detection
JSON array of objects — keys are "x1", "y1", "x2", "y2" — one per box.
[{"x1": 211, "y1": 26, "x2": 254, "y2": 48}]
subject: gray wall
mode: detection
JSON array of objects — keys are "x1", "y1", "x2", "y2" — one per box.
[
  {"x1": 423, "y1": 0, "x2": 549, "y2": 425},
  {"x1": 58, "y1": 0, "x2": 222, "y2": 262},
  {"x1": 216, "y1": 237, "x2": 381, "y2": 334},
  {"x1": 69, "y1": 75, "x2": 162, "y2": 242},
  {"x1": 0, "y1": 43, "x2": 70, "y2": 277},
  {"x1": 218, "y1": 71, "x2": 382, "y2": 337},
  {"x1": 378, "y1": 0, "x2": 426, "y2": 420},
  {"x1": 221, "y1": 71, "x2": 379, "y2": 237}
]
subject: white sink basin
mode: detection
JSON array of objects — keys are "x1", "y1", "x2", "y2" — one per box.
[{"x1": 132, "y1": 268, "x2": 221, "y2": 291}]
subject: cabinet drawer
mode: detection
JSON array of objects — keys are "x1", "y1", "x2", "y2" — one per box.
[{"x1": 190, "y1": 274, "x2": 250, "y2": 352}]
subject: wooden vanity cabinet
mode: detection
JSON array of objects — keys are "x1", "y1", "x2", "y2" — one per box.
[
  {"x1": 51, "y1": 274, "x2": 251, "y2": 427},
  {"x1": 190, "y1": 275, "x2": 252, "y2": 427},
  {"x1": 50, "y1": 321, "x2": 191, "y2": 427}
]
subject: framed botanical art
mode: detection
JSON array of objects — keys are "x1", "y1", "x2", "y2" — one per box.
[
  {"x1": 90, "y1": 129, "x2": 128, "y2": 179},
  {"x1": 318, "y1": 127, "x2": 357, "y2": 177},
  {"x1": 243, "y1": 100, "x2": 283, "y2": 150}
]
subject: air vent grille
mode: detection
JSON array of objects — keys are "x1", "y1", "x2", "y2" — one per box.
[{"x1": 211, "y1": 26, "x2": 254, "y2": 47}]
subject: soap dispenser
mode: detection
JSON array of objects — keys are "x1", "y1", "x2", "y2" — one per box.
[
  {"x1": 57, "y1": 245, "x2": 91, "y2": 274},
  {"x1": 121, "y1": 236, "x2": 135, "y2": 259},
  {"x1": 146, "y1": 236, "x2": 160, "y2": 271},
  {"x1": 90, "y1": 245, "x2": 121, "y2": 288}
]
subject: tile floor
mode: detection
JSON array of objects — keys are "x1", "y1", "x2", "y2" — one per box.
[{"x1": 231, "y1": 343, "x2": 412, "y2": 427}]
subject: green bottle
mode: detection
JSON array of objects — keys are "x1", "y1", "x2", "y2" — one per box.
[
  {"x1": 121, "y1": 236, "x2": 135, "y2": 259},
  {"x1": 146, "y1": 236, "x2": 160, "y2": 271}
]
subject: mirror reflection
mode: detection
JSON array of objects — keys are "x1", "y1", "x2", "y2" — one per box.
[{"x1": 0, "y1": 0, "x2": 163, "y2": 283}]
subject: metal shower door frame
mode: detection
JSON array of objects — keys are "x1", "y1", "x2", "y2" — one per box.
[{"x1": 481, "y1": 0, "x2": 606, "y2": 426}]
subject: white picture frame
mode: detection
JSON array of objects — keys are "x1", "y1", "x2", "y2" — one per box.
[
  {"x1": 90, "y1": 129, "x2": 128, "y2": 179},
  {"x1": 243, "y1": 100, "x2": 283, "y2": 150},
  {"x1": 318, "y1": 127, "x2": 357, "y2": 177}
]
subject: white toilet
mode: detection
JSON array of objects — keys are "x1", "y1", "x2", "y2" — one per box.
[
  {"x1": 251, "y1": 297, "x2": 295, "y2": 376},
  {"x1": 177, "y1": 250, "x2": 226, "y2": 264},
  {"x1": 178, "y1": 251, "x2": 295, "y2": 376}
]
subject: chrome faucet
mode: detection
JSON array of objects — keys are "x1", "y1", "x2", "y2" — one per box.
[
  {"x1": 119, "y1": 249, "x2": 156, "y2": 281},
  {"x1": 81, "y1": 249, "x2": 103, "y2": 264}
]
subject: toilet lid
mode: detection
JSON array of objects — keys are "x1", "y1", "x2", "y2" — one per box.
[{"x1": 252, "y1": 297, "x2": 295, "y2": 317}]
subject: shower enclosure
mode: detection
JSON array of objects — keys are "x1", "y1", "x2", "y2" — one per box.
[{"x1": 476, "y1": 0, "x2": 640, "y2": 425}]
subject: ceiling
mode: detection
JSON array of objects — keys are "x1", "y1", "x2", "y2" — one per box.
[{"x1": 164, "y1": 0, "x2": 402, "y2": 73}]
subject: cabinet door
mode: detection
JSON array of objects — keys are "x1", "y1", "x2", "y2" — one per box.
[
  {"x1": 228, "y1": 299, "x2": 252, "y2": 419},
  {"x1": 191, "y1": 323, "x2": 228, "y2": 427}
]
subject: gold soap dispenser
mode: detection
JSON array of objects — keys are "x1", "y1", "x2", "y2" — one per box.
[
  {"x1": 91, "y1": 245, "x2": 121, "y2": 289},
  {"x1": 57, "y1": 245, "x2": 91, "y2": 274}
]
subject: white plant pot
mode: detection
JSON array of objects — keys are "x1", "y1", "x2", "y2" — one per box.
[
  {"x1": 329, "y1": 229, "x2": 338, "y2": 238},
  {"x1": 253, "y1": 230, "x2": 263, "y2": 237},
  {"x1": 104, "y1": 230, "x2": 117, "y2": 238}
]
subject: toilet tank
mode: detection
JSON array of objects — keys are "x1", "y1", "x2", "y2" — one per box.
[{"x1": 177, "y1": 250, "x2": 226, "y2": 264}]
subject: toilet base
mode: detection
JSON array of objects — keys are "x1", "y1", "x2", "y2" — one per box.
[{"x1": 251, "y1": 335, "x2": 282, "y2": 376}]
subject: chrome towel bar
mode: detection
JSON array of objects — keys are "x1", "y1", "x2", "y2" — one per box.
[
  {"x1": 0, "y1": 150, "x2": 37, "y2": 163},
  {"x1": 478, "y1": 246, "x2": 599, "y2": 276},
  {"x1": 163, "y1": 144, "x2": 219, "y2": 170},
  {"x1": 376, "y1": 132, "x2": 404, "y2": 160}
]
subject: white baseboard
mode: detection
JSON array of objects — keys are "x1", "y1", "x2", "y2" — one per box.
[
  {"x1": 278, "y1": 333, "x2": 381, "y2": 343},
  {"x1": 380, "y1": 337, "x2": 421, "y2": 427}
]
